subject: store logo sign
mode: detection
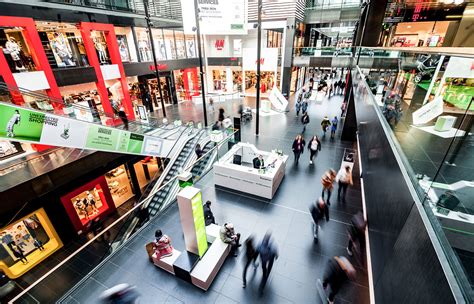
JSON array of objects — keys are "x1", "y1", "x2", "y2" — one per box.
[
  {"x1": 215, "y1": 39, "x2": 225, "y2": 51},
  {"x1": 255, "y1": 58, "x2": 265, "y2": 65},
  {"x1": 149, "y1": 64, "x2": 168, "y2": 71}
]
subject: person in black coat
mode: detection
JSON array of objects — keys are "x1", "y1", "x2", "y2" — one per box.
[
  {"x1": 195, "y1": 143, "x2": 204, "y2": 159},
  {"x1": 309, "y1": 197, "x2": 329, "y2": 241},
  {"x1": 117, "y1": 107, "x2": 129, "y2": 130},
  {"x1": 203, "y1": 201, "x2": 216, "y2": 226},
  {"x1": 292, "y1": 135, "x2": 306, "y2": 164},
  {"x1": 253, "y1": 155, "x2": 264, "y2": 169},
  {"x1": 242, "y1": 235, "x2": 259, "y2": 288},
  {"x1": 322, "y1": 256, "x2": 356, "y2": 304}
]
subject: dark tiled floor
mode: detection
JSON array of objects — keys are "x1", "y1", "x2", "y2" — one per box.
[
  {"x1": 57, "y1": 92, "x2": 369, "y2": 303},
  {"x1": 13, "y1": 90, "x2": 368, "y2": 303}
]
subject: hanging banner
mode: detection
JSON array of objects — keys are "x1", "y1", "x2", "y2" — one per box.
[
  {"x1": 412, "y1": 96, "x2": 444, "y2": 125},
  {"x1": 0, "y1": 102, "x2": 168, "y2": 157},
  {"x1": 181, "y1": 0, "x2": 248, "y2": 35}
]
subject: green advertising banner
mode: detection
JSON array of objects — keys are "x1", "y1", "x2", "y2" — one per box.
[
  {"x1": 86, "y1": 125, "x2": 120, "y2": 151},
  {"x1": 117, "y1": 132, "x2": 145, "y2": 154},
  {"x1": 191, "y1": 191, "x2": 208, "y2": 257},
  {"x1": 0, "y1": 104, "x2": 44, "y2": 141}
]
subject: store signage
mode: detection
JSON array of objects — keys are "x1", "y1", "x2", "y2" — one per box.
[
  {"x1": 149, "y1": 64, "x2": 169, "y2": 71},
  {"x1": 412, "y1": 96, "x2": 444, "y2": 125},
  {"x1": 242, "y1": 48, "x2": 278, "y2": 72},
  {"x1": 181, "y1": 0, "x2": 248, "y2": 35},
  {"x1": 268, "y1": 86, "x2": 289, "y2": 112},
  {"x1": 411, "y1": 1, "x2": 430, "y2": 22},
  {"x1": 0, "y1": 102, "x2": 171, "y2": 157},
  {"x1": 215, "y1": 39, "x2": 225, "y2": 51}
]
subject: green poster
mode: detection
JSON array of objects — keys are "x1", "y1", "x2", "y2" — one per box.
[
  {"x1": 191, "y1": 191, "x2": 208, "y2": 257},
  {"x1": 0, "y1": 104, "x2": 44, "y2": 142},
  {"x1": 117, "y1": 131, "x2": 144, "y2": 154},
  {"x1": 128, "y1": 133, "x2": 144, "y2": 154},
  {"x1": 86, "y1": 125, "x2": 120, "y2": 151}
]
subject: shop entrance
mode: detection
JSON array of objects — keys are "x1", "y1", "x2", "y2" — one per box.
[{"x1": 138, "y1": 73, "x2": 177, "y2": 110}]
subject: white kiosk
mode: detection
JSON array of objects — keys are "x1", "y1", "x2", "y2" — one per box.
[{"x1": 213, "y1": 143, "x2": 288, "y2": 199}]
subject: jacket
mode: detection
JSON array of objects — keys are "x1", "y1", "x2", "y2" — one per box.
[
  {"x1": 258, "y1": 238, "x2": 278, "y2": 262},
  {"x1": 321, "y1": 119, "x2": 331, "y2": 131},
  {"x1": 336, "y1": 168, "x2": 353, "y2": 185},
  {"x1": 301, "y1": 114, "x2": 310, "y2": 125},
  {"x1": 308, "y1": 139, "x2": 321, "y2": 152},
  {"x1": 321, "y1": 171, "x2": 335, "y2": 190},
  {"x1": 203, "y1": 205, "x2": 215, "y2": 226},
  {"x1": 292, "y1": 139, "x2": 306, "y2": 153},
  {"x1": 220, "y1": 226, "x2": 234, "y2": 243}
]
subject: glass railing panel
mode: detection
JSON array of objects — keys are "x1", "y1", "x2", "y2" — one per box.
[
  {"x1": 9, "y1": 128, "x2": 238, "y2": 303},
  {"x1": 353, "y1": 49, "x2": 474, "y2": 300}
]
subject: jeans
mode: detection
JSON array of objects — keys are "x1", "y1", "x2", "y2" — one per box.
[
  {"x1": 242, "y1": 253, "x2": 258, "y2": 285},
  {"x1": 294, "y1": 151, "x2": 301, "y2": 163},
  {"x1": 260, "y1": 258, "x2": 275, "y2": 290},
  {"x1": 338, "y1": 182, "x2": 348, "y2": 202},
  {"x1": 322, "y1": 187, "x2": 332, "y2": 204},
  {"x1": 310, "y1": 149, "x2": 318, "y2": 161}
]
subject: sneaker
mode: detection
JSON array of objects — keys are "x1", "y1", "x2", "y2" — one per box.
[
  {"x1": 328, "y1": 298, "x2": 334, "y2": 304},
  {"x1": 242, "y1": 283, "x2": 246, "y2": 288},
  {"x1": 347, "y1": 247, "x2": 353, "y2": 257},
  {"x1": 310, "y1": 160, "x2": 313, "y2": 165}
]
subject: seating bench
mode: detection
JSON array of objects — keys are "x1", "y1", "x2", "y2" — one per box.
[
  {"x1": 190, "y1": 238, "x2": 230, "y2": 290},
  {"x1": 205, "y1": 223, "x2": 221, "y2": 242},
  {"x1": 152, "y1": 248, "x2": 181, "y2": 275}
]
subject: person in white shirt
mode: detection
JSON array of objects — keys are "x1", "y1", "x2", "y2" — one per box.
[{"x1": 336, "y1": 166, "x2": 353, "y2": 203}]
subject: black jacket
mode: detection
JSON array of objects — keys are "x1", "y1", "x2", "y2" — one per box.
[
  {"x1": 292, "y1": 139, "x2": 306, "y2": 153},
  {"x1": 253, "y1": 157, "x2": 264, "y2": 169}
]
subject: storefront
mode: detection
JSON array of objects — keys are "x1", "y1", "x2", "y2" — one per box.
[
  {"x1": 242, "y1": 48, "x2": 279, "y2": 97},
  {"x1": 0, "y1": 141, "x2": 35, "y2": 163},
  {"x1": 207, "y1": 66, "x2": 242, "y2": 94},
  {"x1": 0, "y1": 208, "x2": 62, "y2": 278},
  {"x1": 134, "y1": 27, "x2": 152, "y2": 62},
  {"x1": 60, "y1": 176, "x2": 116, "y2": 234},
  {"x1": 105, "y1": 165, "x2": 134, "y2": 208},
  {"x1": 59, "y1": 82, "x2": 103, "y2": 122},
  {"x1": 388, "y1": 21, "x2": 452, "y2": 47},
  {"x1": 174, "y1": 68, "x2": 200, "y2": 101}
]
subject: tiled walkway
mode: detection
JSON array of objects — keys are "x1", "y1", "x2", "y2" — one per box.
[{"x1": 62, "y1": 91, "x2": 369, "y2": 303}]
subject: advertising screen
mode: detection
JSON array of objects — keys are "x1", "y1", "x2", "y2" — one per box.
[{"x1": 191, "y1": 191, "x2": 208, "y2": 257}]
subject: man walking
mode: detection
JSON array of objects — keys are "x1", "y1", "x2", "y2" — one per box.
[{"x1": 258, "y1": 233, "x2": 278, "y2": 293}]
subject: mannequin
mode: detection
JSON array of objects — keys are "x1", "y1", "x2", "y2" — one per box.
[
  {"x1": 5, "y1": 37, "x2": 25, "y2": 71},
  {"x1": 77, "y1": 40, "x2": 88, "y2": 66},
  {"x1": 138, "y1": 40, "x2": 149, "y2": 61},
  {"x1": 94, "y1": 38, "x2": 108, "y2": 63},
  {"x1": 51, "y1": 33, "x2": 74, "y2": 66}
]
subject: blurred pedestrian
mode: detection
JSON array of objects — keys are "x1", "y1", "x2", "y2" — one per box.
[
  {"x1": 336, "y1": 165, "x2": 353, "y2": 203},
  {"x1": 321, "y1": 116, "x2": 331, "y2": 138},
  {"x1": 309, "y1": 197, "x2": 329, "y2": 242},
  {"x1": 242, "y1": 236, "x2": 259, "y2": 288},
  {"x1": 295, "y1": 92, "x2": 303, "y2": 117},
  {"x1": 347, "y1": 212, "x2": 366, "y2": 258},
  {"x1": 330, "y1": 116, "x2": 338, "y2": 139},
  {"x1": 301, "y1": 112, "x2": 310, "y2": 133},
  {"x1": 292, "y1": 135, "x2": 306, "y2": 164},
  {"x1": 195, "y1": 143, "x2": 203, "y2": 159},
  {"x1": 307, "y1": 135, "x2": 321, "y2": 165},
  {"x1": 117, "y1": 107, "x2": 128, "y2": 130},
  {"x1": 321, "y1": 256, "x2": 356, "y2": 304},
  {"x1": 321, "y1": 169, "x2": 336, "y2": 205},
  {"x1": 218, "y1": 107, "x2": 225, "y2": 123},
  {"x1": 258, "y1": 233, "x2": 278, "y2": 293}
]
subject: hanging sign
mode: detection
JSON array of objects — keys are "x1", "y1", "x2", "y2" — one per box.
[{"x1": 412, "y1": 96, "x2": 444, "y2": 125}]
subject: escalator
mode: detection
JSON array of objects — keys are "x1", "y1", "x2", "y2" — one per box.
[
  {"x1": 0, "y1": 83, "x2": 194, "y2": 158},
  {"x1": 190, "y1": 141, "x2": 216, "y2": 181}
]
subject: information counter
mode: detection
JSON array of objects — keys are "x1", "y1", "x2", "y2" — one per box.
[{"x1": 213, "y1": 143, "x2": 288, "y2": 199}]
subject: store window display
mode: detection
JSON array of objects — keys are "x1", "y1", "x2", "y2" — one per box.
[
  {"x1": 186, "y1": 35, "x2": 196, "y2": 58},
  {"x1": 105, "y1": 165, "x2": 134, "y2": 207},
  {"x1": 175, "y1": 31, "x2": 186, "y2": 59},
  {"x1": 163, "y1": 30, "x2": 176, "y2": 60},
  {"x1": 152, "y1": 28, "x2": 167, "y2": 60},
  {"x1": 48, "y1": 32, "x2": 75, "y2": 67},
  {"x1": 70, "y1": 185, "x2": 107, "y2": 225},
  {"x1": 134, "y1": 158, "x2": 160, "y2": 190},
  {"x1": 114, "y1": 27, "x2": 138, "y2": 62},
  {"x1": 1, "y1": 29, "x2": 35, "y2": 73},
  {"x1": 135, "y1": 27, "x2": 152, "y2": 62},
  {"x1": 91, "y1": 31, "x2": 110, "y2": 64},
  {"x1": 116, "y1": 35, "x2": 131, "y2": 62},
  {"x1": 0, "y1": 209, "x2": 62, "y2": 278}
]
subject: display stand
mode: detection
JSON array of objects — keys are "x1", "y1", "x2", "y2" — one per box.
[{"x1": 340, "y1": 148, "x2": 356, "y2": 171}]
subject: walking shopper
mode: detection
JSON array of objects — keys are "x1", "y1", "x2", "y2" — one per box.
[
  {"x1": 295, "y1": 92, "x2": 303, "y2": 117},
  {"x1": 321, "y1": 169, "x2": 336, "y2": 205},
  {"x1": 308, "y1": 135, "x2": 321, "y2": 165},
  {"x1": 326, "y1": 77, "x2": 333, "y2": 97},
  {"x1": 347, "y1": 212, "x2": 366, "y2": 258},
  {"x1": 195, "y1": 143, "x2": 204, "y2": 159},
  {"x1": 336, "y1": 165, "x2": 353, "y2": 203},
  {"x1": 118, "y1": 106, "x2": 129, "y2": 130},
  {"x1": 321, "y1": 256, "x2": 356, "y2": 304},
  {"x1": 218, "y1": 108, "x2": 225, "y2": 123},
  {"x1": 242, "y1": 236, "x2": 259, "y2": 288},
  {"x1": 321, "y1": 116, "x2": 331, "y2": 138},
  {"x1": 203, "y1": 201, "x2": 216, "y2": 226},
  {"x1": 301, "y1": 97, "x2": 309, "y2": 114},
  {"x1": 336, "y1": 79, "x2": 343, "y2": 94},
  {"x1": 292, "y1": 135, "x2": 306, "y2": 164},
  {"x1": 208, "y1": 98, "x2": 215, "y2": 113},
  {"x1": 258, "y1": 233, "x2": 278, "y2": 293},
  {"x1": 220, "y1": 223, "x2": 241, "y2": 257},
  {"x1": 301, "y1": 112, "x2": 310, "y2": 133},
  {"x1": 309, "y1": 197, "x2": 329, "y2": 242},
  {"x1": 330, "y1": 116, "x2": 338, "y2": 139}
]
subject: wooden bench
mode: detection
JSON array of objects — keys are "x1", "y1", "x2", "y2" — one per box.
[{"x1": 152, "y1": 248, "x2": 181, "y2": 275}]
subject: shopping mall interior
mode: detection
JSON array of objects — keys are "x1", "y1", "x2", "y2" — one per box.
[{"x1": 0, "y1": 0, "x2": 473, "y2": 303}]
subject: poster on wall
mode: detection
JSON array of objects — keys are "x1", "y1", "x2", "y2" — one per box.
[
  {"x1": 186, "y1": 39, "x2": 196, "y2": 58},
  {"x1": 233, "y1": 39, "x2": 242, "y2": 56},
  {"x1": 181, "y1": 0, "x2": 248, "y2": 35},
  {"x1": 85, "y1": 125, "x2": 120, "y2": 151},
  {"x1": 0, "y1": 105, "x2": 44, "y2": 141}
]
